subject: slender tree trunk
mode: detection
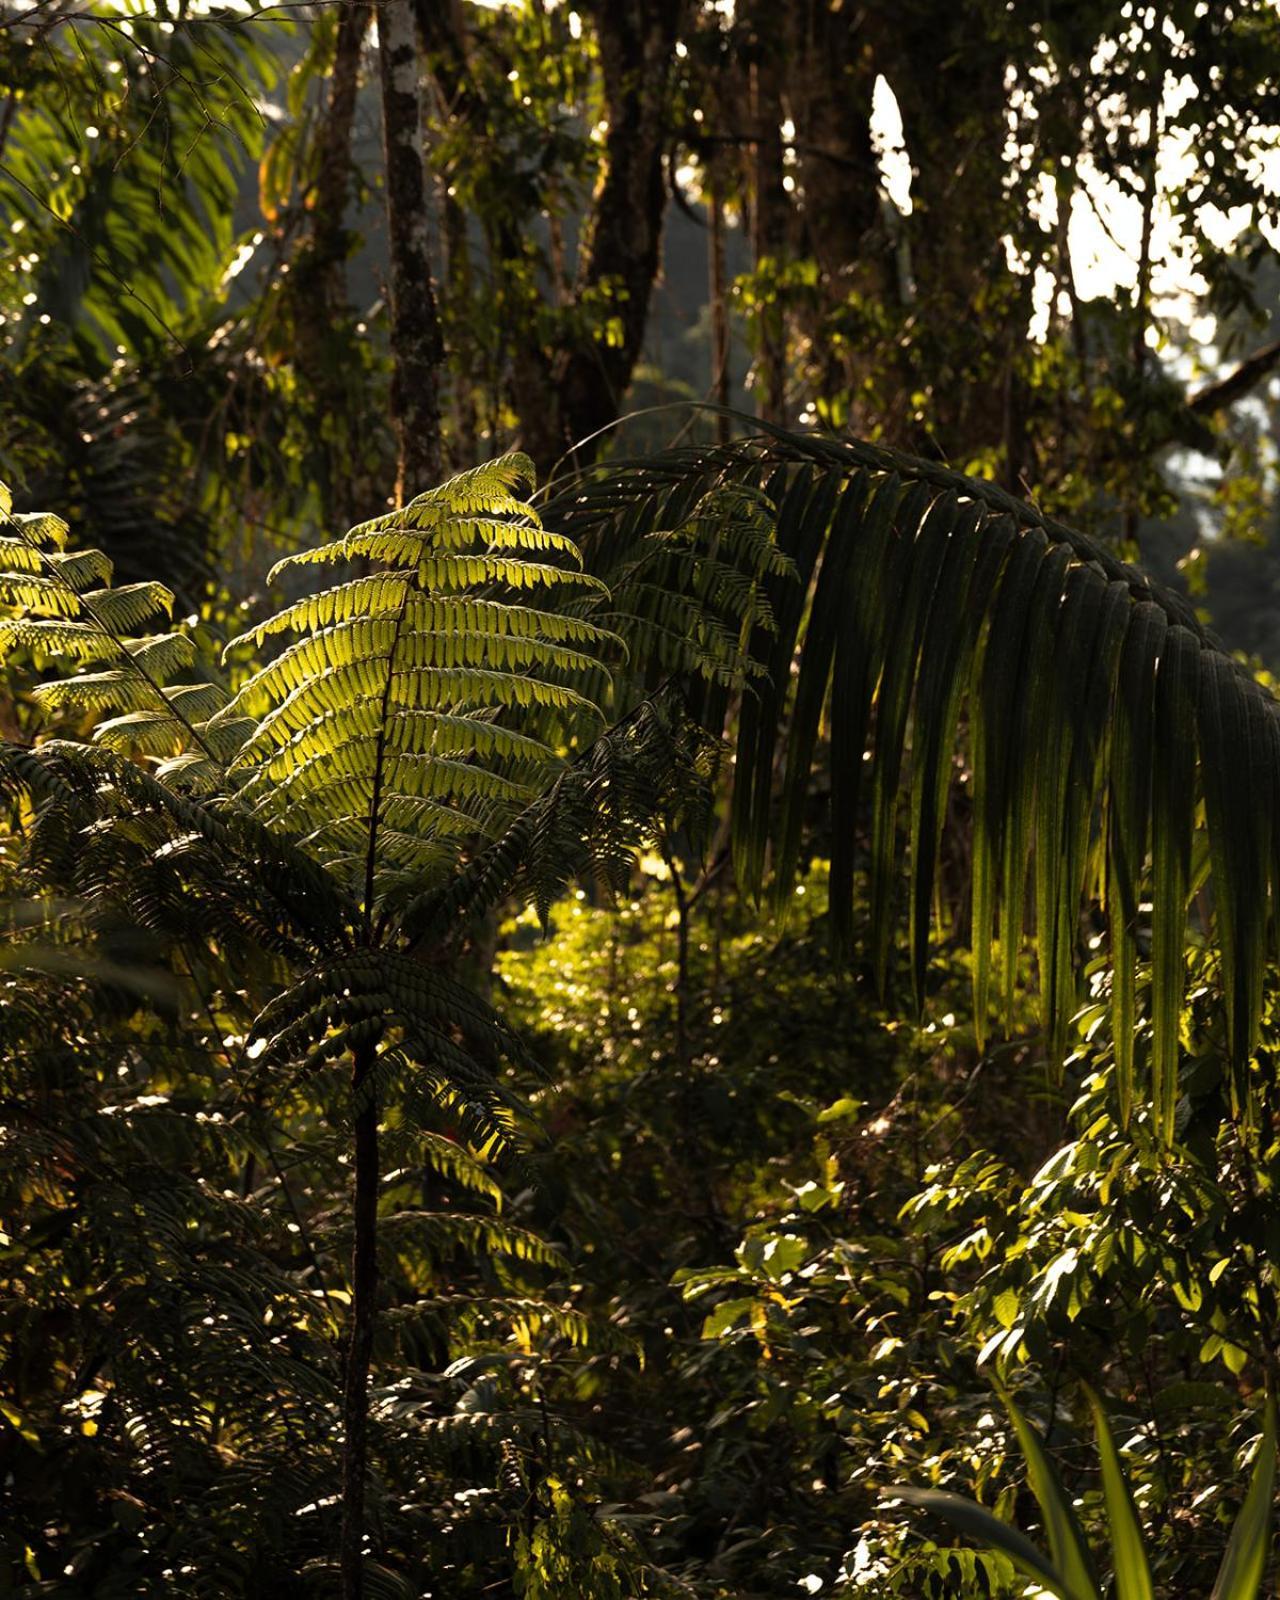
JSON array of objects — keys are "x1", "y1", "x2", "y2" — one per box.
[
  {"x1": 442, "y1": 190, "x2": 478, "y2": 469},
  {"x1": 419, "y1": 0, "x2": 687, "y2": 477},
  {"x1": 1125, "y1": 68, "x2": 1162, "y2": 544},
  {"x1": 378, "y1": 0, "x2": 444, "y2": 499},
  {"x1": 290, "y1": 0, "x2": 370, "y2": 531},
  {"x1": 0, "y1": 90, "x2": 17, "y2": 165},
  {"x1": 746, "y1": 11, "x2": 787, "y2": 425},
  {"x1": 707, "y1": 171, "x2": 731, "y2": 444},
  {"x1": 552, "y1": 0, "x2": 686, "y2": 460},
  {"x1": 784, "y1": 2, "x2": 892, "y2": 429},
  {"x1": 340, "y1": 1039, "x2": 380, "y2": 1600},
  {"x1": 311, "y1": 2, "x2": 370, "y2": 277}
]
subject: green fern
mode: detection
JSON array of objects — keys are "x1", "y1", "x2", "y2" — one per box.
[
  {"x1": 214, "y1": 453, "x2": 620, "y2": 909},
  {"x1": 0, "y1": 478, "x2": 227, "y2": 771},
  {"x1": 592, "y1": 481, "x2": 796, "y2": 690},
  {"x1": 1, "y1": 456, "x2": 725, "y2": 1592}
]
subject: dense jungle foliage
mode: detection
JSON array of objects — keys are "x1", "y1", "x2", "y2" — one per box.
[{"x1": 3, "y1": 2, "x2": 1280, "y2": 1597}]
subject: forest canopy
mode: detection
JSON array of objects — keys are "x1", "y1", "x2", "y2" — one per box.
[{"x1": 3, "y1": 2, "x2": 1280, "y2": 1597}]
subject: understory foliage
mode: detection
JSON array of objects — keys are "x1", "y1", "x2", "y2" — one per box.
[
  {"x1": 4, "y1": 435, "x2": 1280, "y2": 1595},
  {"x1": 5, "y1": 3, "x2": 1280, "y2": 1595},
  {"x1": 0, "y1": 451, "x2": 767, "y2": 1592},
  {"x1": 493, "y1": 864, "x2": 1280, "y2": 1597}
]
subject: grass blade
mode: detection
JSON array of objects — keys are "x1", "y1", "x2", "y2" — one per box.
[
  {"x1": 1210, "y1": 1397, "x2": 1277, "y2": 1600},
  {"x1": 1000, "y1": 1388, "x2": 1101, "y2": 1600},
  {"x1": 887, "y1": 1487, "x2": 1079, "y2": 1600},
  {"x1": 1083, "y1": 1386, "x2": 1154, "y2": 1600}
]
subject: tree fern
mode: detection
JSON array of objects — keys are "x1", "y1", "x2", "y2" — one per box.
[
  {"x1": 590, "y1": 480, "x2": 797, "y2": 691},
  {"x1": 2, "y1": 453, "x2": 748, "y2": 1598},
  {"x1": 214, "y1": 453, "x2": 619, "y2": 910}
]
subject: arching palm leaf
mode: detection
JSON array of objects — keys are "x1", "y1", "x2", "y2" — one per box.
[{"x1": 548, "y1": 424, "x2": 1280, "y2": 1137}]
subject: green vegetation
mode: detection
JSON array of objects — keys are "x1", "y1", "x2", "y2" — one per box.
[
  {"x1": 891, "y1": 1388, "x2": 1277, "y2": 1600},
  {"x1": 3, "y1": 3, "x2": 1280, "y2": 1597}
]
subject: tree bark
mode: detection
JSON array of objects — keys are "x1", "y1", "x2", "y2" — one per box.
[
  {"x1": 378, "y1": 0, "x2": 444, "y2": 500},
  {"x1": 784, "y1": 1, "x2": 894, "y2": 429},
  {"x1": 420, "y1": 0, "x2": 687, "y2": 479},
  {"x1": 871, "y1": 6, "x2": 1020, "y2": 461},
  {"x1": 707, "y1": 169, "x2": 731, "y2": 443},
  {"x1": 743, "y1": 0, "x2": 788, "y2": 425},
  {"x1": 310, "y1": 2, "x2": 370, "y2": 285},
  {"x1": 289, "y1": 0, "x2": 371, "y2": 530},
  {"x1": 1190, "y1": 338, "x2": 1280, "y2": 415},
  {"x1": 550, "y1": 0, "x2": 686, "y2": 466},
  {"x1": 441, "y1": 189, "x2": 478, "y2": 470},
  {"x1": 339, "y1": 1040, "x2": 380, "y2": 1600}
]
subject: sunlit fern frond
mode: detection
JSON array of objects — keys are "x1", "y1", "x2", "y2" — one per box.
[
  {"x1": 0, "y1": 476, "x2": 229, "y2": 770},
  {"x1": 351, "y1": 1209, "x2": 564, "y2": 1274},
  {"x1": 383, "y1": 1296, "x2": 598, "y2": 1357},
  {"x1": 399, "y1": 688, "x2": 720, "y2": 951},
  {"x1": 383, "y1": 1130, "x2": 506, "y2": 1205},
  {"x1": 215, "y1": 453, "x2": 620, "y2": 910}
]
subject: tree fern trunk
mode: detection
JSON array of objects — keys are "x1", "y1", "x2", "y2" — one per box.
[
  {"x1": 340, "y1": 1039, "x2": 379, "y2": 1600},
  {"x1": 378, "y1": 0, "x2": 444, "y2": 500}
]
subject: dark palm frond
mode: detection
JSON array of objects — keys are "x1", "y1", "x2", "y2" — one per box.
[
  {"x1": 0, "y1": 356, "x2": 221, "y2": 603},
  {"x1": 546, "y1": 422, "x2": 1280, "y2": 1137},
  {"x1": 1, "y1": 9, "x2": 281, "y2": 361}
]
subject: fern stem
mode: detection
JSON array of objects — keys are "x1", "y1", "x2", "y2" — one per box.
[
  {"x1": 340, "y1": 1038, "x2": 380, "y2": 1600},
  {"x1": 361, "y1": 598, "x2": 410, "y2": 936}
]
